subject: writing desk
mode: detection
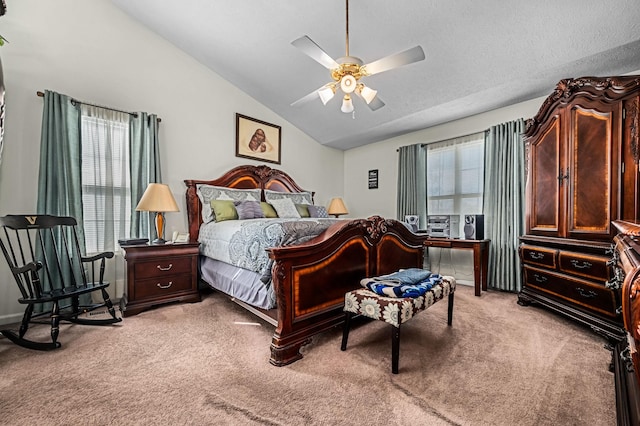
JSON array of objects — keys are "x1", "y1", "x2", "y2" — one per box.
[{"x1": 419, "y1": 237, "x2": 490, "y2": 297}]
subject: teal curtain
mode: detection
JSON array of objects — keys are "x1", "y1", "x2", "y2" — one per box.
[
  {"x1": 37, "y1": 90, "x2": 85, "y2": 244},
  {"x1": 36, "y1": 90, "x2": 85, "y2": 307},
  {"x1": 483, "y1": 119, "x2": 526, "y2": 292},
  {"x1": 396, "y1": 144, "x2": 427, "y2": 229},
  {"x1": 129, "y1": 112, "x2": 162, "y2": 240}
]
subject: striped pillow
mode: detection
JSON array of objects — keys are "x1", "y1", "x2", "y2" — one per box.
[{"x1": 234, "y1": 200, "x2": 265, "y2": 220}]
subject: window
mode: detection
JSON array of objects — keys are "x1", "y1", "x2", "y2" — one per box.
[
  {"x1": 80, "y1": 106, "x2": 131, "y2": 253},
  {"x1": 426, "y1": 133, "x2": 485, "y2": 218}
]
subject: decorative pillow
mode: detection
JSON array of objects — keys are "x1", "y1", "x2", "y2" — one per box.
[
  {"x1": 264, "y1": 189, "x2": 313, "y2": 205},
  {"x1": 307, "y1": 205, "x2": 329, "y2": 218},
  {"x1": 211, "y1": 200, "x2": 238, "y2": 222},
  {"x1": 234, "y1": 200, "x2": 265, "y2": 220},
  {"x1": 295, "y1": 204, "x2": 310, "y2": 218},
  {"x1": 197, "y1": 185, "x2": 260, "y2": 223},
  {"x1": 270, "y1": 198, "x2": 301, "y2": 218},
  {"x1": 260, "y1": 202, "x2": 278, "y2": 218}
]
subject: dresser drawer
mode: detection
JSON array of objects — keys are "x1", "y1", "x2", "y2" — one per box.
[
  {"x1": 133, "y1": 274, "x2": 194, "y2": 300},
  {"x1": 520, "y1": 245, "x2": 558, "y2": 268},
  {"x1": 134, "y1": 256, "x2": 192, "y2": 279},
  {"x1": 558, "y1": 251, "x2": 612, "y2": 282},
  {"x1": 523, "y1": 265, "x2": 618, "y2": 318}
]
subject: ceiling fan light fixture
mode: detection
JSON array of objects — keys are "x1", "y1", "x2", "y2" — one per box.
[
  {"x1": 359, "y1": 84, "x2": 377, "y2": 104},
  {"x1": 341, "y1": 94, "x2": 354, "y2": 113},
  {"x1": 340, "y1": 74, "x2": 357, "y2": 94},
  {"x1": 318, "y1": 85, "x2": 336, "y2": 105}
]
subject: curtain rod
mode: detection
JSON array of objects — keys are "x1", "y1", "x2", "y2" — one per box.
[
  {"x1": 418, "y1": 129, "x2": 487, "y2": 148},
  {"x1": 36, "y1": 91, "x2": 161, "y2": 122},
  {"x1": 395, "y1": 130, "x2": 488, "y2": 152}
]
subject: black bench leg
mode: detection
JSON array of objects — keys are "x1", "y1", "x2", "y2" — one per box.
[
  {"x1": 391, "y1": 323, "x2": 401, "y2": 374},
  {"x1": 447, "y1": 292, "x2": 455, "y2": 326},
  {"x1": 341, "y1": 312, "x2": 352, "y2": 351}
]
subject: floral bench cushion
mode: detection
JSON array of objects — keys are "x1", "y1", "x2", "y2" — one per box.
[{"x1": 343, "y1": 276, "x2": 456, "y2": 328}]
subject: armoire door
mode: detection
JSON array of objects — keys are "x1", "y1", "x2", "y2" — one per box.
[
  {"x1": 527, "y1": 114, "x2": 562, "y2": 237},
  {"x1": 565, "y1": 100, "x2": 620, "y2": 240}
]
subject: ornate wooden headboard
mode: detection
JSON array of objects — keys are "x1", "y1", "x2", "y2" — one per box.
[{"x1": 184, "y1": 165, "x2": 313, "y2": 242}]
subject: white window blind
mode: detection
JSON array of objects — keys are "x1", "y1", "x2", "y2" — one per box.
[
  {"x1": 426, "y1": 132, "x2": 485, "y2": 217},
  {"x1": 80, "y1": 105, "x2": 131, "y2": 253}
]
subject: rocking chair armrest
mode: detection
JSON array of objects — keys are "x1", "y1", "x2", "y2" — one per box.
[
  {"x1": 81, "y1": 251, "x2": 114, "y2": 263},
  {"x1": 12, "y1": 261, "x2": 42, "y2": 275}
]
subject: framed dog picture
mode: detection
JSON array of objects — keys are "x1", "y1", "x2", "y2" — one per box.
[{"x1": 235, "y1": 113, "x2": 281, "y2": 164}]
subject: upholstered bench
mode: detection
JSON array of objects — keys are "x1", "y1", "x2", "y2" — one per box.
[{"x1": 340, "y1": 275, "x2": 456, "y2": 374}]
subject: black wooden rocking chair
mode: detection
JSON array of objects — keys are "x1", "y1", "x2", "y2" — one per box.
[{"x1": 0, "y1": 214, "x2": 122, "y2": 350}]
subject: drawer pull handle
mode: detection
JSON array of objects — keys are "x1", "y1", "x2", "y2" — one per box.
[
  {"x1": 157, "y1": 281, "x2": 173, "y2": 289},
  {"x1": 157, "y1": 264, "x2": 173, "y2": 271},
  {"x1": 576, "y1": 287, "x2": 597, "y2": 299},
  {"x1": 533, "y1": 274, "x2": 547, "y2": 283},
  {"x1": 570, "y1": 260, "x2": 592, "y2": 270},
  {"x1": 529, "y1": 252, "x2": 545, "y2": 260}
]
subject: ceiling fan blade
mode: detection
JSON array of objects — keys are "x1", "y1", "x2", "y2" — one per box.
[
  {"x1": 362, "y1": 45, "x2": 425, "y2": 76},
  {"x1": 354, "y1": 91, "x2": 385, "y2": 111},
  {"x1": 291, "y1": 36, "x2": 340, "y2": 70},
  {"x1": 367, "y1": 96, "x2": 385, "y2": 111},
  {"x1": 290, "y1": 89, "x2": 320, "y2": 107}
]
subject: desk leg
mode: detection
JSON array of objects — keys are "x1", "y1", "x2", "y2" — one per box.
[
  {"x1": 481, "y1": 242, "x2": 489, "y2": 292},
  {"x1": 473, "y1": 245, "x2": 481, "y2": 297}
]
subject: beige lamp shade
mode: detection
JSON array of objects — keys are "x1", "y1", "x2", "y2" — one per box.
[
  {"x1": 135, "y1": 183, "x2": 180, "y2": 213},
  {"x1": 135, "y1": 183, "x2": 179, "y2": 244},
  {"x1": 327, "y1": 197, "x2": 348, "y2": 217}
]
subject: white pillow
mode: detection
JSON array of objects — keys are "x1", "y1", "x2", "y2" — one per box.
[
  {"x1": 270, "y1": 198, "x2": 301, "y2": 218},
  {"x1": 264, "y1": 189, "x2": 313, "y2": 205}
]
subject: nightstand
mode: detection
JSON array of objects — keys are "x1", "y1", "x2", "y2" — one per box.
[{"x1": 122, "y1": 242, "x2": 200, "y2": 317}]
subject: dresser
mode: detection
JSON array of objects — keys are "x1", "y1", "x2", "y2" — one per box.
[
  {"x1": 519, "y1": 235, "x2": 620, "y2": 338},
  {"x1": 611, "y1": 221, "x2": 640, "y2": 425},
  {"x1": 518, "y1": 75, "x2": 640, "y2": 340},
  {"x1": 122, "y1": 242, "x2": 200, "y2": 316}
]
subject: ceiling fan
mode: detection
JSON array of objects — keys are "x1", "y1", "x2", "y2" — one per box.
[{"x1": 291, "y1": 0, "x2": 425, "y2": 114}]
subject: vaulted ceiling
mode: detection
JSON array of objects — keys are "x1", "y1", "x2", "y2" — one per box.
[{"x1": 111, "y1": 0, "x2": 640, "y2": 150}]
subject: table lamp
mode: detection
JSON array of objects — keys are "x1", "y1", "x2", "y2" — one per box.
[
  {"x1": 135, "y1": 183, "x2": 180, "y2": 244},
  {"x1": 328, "y1": 197, "x2": 348, "y2": 218}
]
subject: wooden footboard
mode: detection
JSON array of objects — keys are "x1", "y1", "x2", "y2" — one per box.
[
  {"x1": 267, "y1": 215, "x2": 425, "y2": 366},
  {"x1": 185, "y1": 165, "x2": 425, "y2": 366}
]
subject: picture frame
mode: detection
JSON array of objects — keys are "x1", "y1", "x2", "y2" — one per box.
[
  {"x1": 235, "y1": 113, "x2": 281, "y2": 164},
  {"x1": 368, "y1": 169, "x2": 379, "y2": 189}
]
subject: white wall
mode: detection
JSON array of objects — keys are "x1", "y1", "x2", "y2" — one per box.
[{"x1": 0, "y1": 0, "x2": 343, "y2": 324}]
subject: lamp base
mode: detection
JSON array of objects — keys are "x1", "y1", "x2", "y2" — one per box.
[{"x1": 151, "y1": 238, "x2": 167, "y2": 245}]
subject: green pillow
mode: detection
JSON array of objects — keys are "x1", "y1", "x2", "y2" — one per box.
[
  {"x1": 295, "y1": 203, "x2": 310, "y2": 218},
  {"x1": 211, "y1": 200, "x2": 238, "y2": 222},
  {"x1": 260, "y1": 202, "x2": 278, "y2": 218}
]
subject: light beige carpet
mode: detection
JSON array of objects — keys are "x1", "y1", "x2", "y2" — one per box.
[{"x1": 0, "y1": 284, "x2": 615, "y2": 425}]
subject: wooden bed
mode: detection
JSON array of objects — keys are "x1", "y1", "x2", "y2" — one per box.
[{"x1": 185, "y1": 164, "x2": 426, "y2": 366}]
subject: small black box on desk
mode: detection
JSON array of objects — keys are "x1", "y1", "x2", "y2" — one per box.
[{"x1": 118, "y1": 238, "x2": 149, "y2": 246}]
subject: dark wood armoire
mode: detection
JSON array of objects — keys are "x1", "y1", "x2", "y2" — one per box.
[
  {"x1": 518, "y1": 75, "x2": 640, "y2": 425},
  {"x1": 519, "y1": 75, "x2": 640, "y2": 338}
]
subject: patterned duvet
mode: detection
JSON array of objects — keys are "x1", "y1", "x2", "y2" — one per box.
[{"x1": 198, "y1": 218, "x2": 341, "y2": 285}]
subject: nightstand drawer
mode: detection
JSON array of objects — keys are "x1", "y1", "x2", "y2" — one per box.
[
  {"x1": 558, "y1": 251, "x2": 611, "y2": 282},
  {"x1": 134, "y1": 256, "x2": 192, "y2": 279},
  {"x1": 133, "y1": 274, "x2": 194, "y2": 300}
]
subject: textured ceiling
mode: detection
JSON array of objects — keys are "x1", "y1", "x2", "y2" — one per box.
[{"x1": 110, "y1": 0, "x2": 640, "y2": 150}]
